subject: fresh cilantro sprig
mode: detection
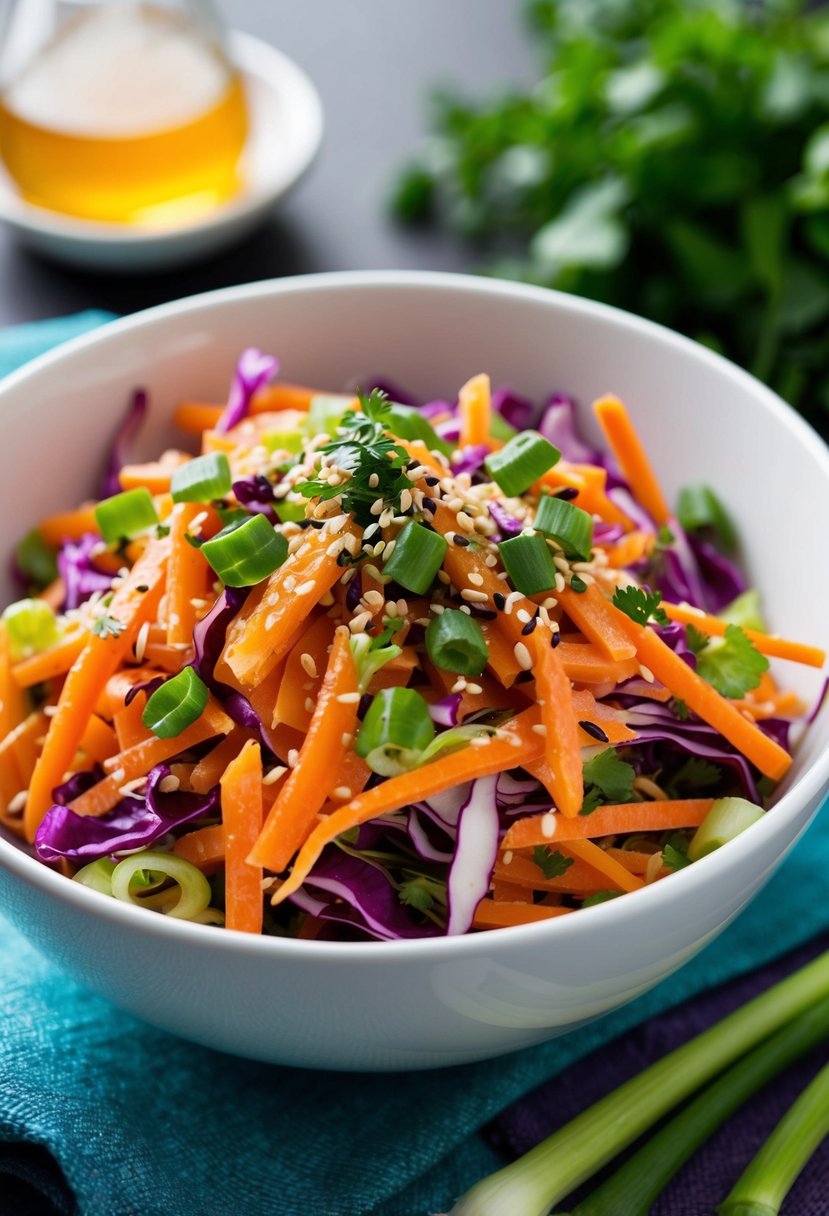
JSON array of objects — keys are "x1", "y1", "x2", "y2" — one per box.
[
  {"x1": 580, "y1": 748, "x2": 636, "y2": 815},
  {"x1": 398, "y1": 875, "x2": 446, "y2": 914},
  {"x1": 662, "y1": 841, "x2": 691, "y2": 872},
  {"x1": 298, "y1": 388, "x2": 412, "y2": 526},
  {"x1": 666, "y1": 757, "x2": 723, "y2": 797},
  {"x1": 90, "y1": 614, "x2": 125, "y2": 639},
  {"x1": 695, "y1": 624, "x2": 769, "y2": 699},
  {"x1": 612, "y1": 585, "x2": 669, "y2": 627},
  {"x1": 532, "y1": 847, "x2": 574, "y2": 880}
]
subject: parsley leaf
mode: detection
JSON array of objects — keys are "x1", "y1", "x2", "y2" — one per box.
[
  {"x1": 580, "y1": 748, "x2": 636, "y2": 814},
  {"x1": 582, "y1": 890, "x2": 622, "y2": 907},
  {"x1": 298, "y1": 388, "x2": 411, "y2": 526},
  {"x1": 532, "y1": 847, "x2": 574, "y2": 880},
  {"x1": 90, "y1": 615, "x2": 124, "y2": 639},
  {"x1": 695, "y1": 623, "x2": 769, "y2": 698},
  {"x1": 612, "y1": 585, "x2": 669, "y2": 627}
]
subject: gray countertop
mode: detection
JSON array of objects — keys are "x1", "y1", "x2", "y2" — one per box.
[{"x1": 0, "y1": 0, "x2": 535, "y2": 327}]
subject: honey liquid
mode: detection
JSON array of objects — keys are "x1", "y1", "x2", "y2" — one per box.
[{"x1": 0, "y1": 3, "x2": 248, "y2": 225}]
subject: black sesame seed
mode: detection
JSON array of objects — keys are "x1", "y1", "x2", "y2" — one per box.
[
  {"x1": 551, "y1": 631, "x2": 561, "y2": 648},
  {"x1": 493, "y1": 593, "x2": 507, "y2": 611},
  {"x1": 556, "y1": 487, "x2": 579, "y2": 501},
  {"x1": 452, "y1": 534, "x2": 470, "y2": 547},
  {"x1": 425, "y1": 476, "x2": 440, "y2": 487},
  {"x1": 472, "y1": 609, "x2": 497, "y2": 621},
  {"x1": 578, "y1": 720, "x2": 609, "y2": 743},
  {"x1": 422, "y1": 497, "x2": 437, "y2": 514},
  {"x1": 521, "y1": 616, "x2": 538, "y2": 636}
]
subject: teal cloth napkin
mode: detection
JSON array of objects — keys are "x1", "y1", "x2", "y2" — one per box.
[{"x1": 0, "y1": 312, "x2": 827, "y2": 1216}]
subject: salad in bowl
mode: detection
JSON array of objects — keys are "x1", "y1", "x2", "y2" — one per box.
[{"x1": 1, "y1": 350, "x2": 823, "y2": 942}]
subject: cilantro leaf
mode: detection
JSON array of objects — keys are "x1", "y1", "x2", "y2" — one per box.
[
  {"x1": 686, "y1": 624, "x2": 710, "y2": 655},
  {"x1": 581, "y1": 748, "x2": 636, "y2": 813},
  {"x1": 398, "y1": 878, "x2": 436, "y2": 913},
  {"x1": 662, "y1": 843, "x2": 691, "y2": 872},
  {"x1": 671, "y1": 698, "x2": 690, "y2": 721},
  {"x1": 582, "y1": 890, "x2": 622, "y2": 907},
  {"x1": 298, "y1": 388, "x2": 411, "y2": 526},
  {"x1": 612, "y1": 585, "x2": 669, "y2": 627},
  {"x1": 695, "y1": 624, "x2": 769, "y2": 698},
  {"x1": 667, "y1": 757, "x2": 722, "y2": 796},
  {"x1": 532, "y1": 847, "x2": 574, "y2": 880},
  {"x1": 91, "y1": 615, "x2": 125, "y2": 639}
]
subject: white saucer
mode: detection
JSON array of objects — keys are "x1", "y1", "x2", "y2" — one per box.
[{"x1": 0, "y1": 32, "x2": 324, "y2": 272}]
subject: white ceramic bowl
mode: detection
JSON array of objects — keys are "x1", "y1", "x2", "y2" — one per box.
[
  {"x1": 0, "y1": 33, "x2": 323, "y2": 272},
  {"x1": 0, "y1": 272, "x2": 827, "y2": 1072}
]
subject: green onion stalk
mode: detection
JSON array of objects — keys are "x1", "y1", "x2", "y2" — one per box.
[
  {"x1": 448, "y1": 951, "x2": 829, "y2": 1216},
  {"x1": 718, "y1": 1054, "x2": 829, "y2": 1216},
  {"x1": 552, "y1": 995, "x2": 829, "y2": 1216}
]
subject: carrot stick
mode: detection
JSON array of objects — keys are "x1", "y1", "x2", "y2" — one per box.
[
  {"x1": 661, "y1": 601, "x2": 826, "y2": 669},
  {"x1": 527, "y1": 629, "x2": 583, "y2": 817},
  {"x1": 167, "y1": 502, "x2": 211, "y2": 647},
  {"x1": 502, "y1": 798, "x2": 715, "y2": 850},
  {"x1": 603, "y1": 530, "x2": 655, "y2": 569},
  {"x1": 472, "y1": 900, "x2": 571, "y2": 929},
  {"x1": 25, "y1": 536, "x2": 171, "y2": 839},
  {"x1": 249, "y1": 628, "x2": 358, "y2": 873},
  {"x1": 38, "y1": 579, "x2": 66, "y2": 612},
  {"x1": 119, "y1": 452, "x2": 189, "y2": 494},
  {"x1": 478, "y1": 619, "x2": 524, "y2": 687},
  {"x1": 79, "y1": 714, "x2": 119, "y2": 766},
  {"x1": 222, "y1": 518, "x2": 359, "y2": 687},
  {"x1": 11, "y1": 629, "x2": 87, "y2": 689},
  {"x1": 605, "y1": 847, "x2": 664, "y2": 876},
  {"x1": 191, "y1": 727, "x2": 256, "y2": 795},
  {"x1": 562, "y1": 838, "x2": 645, "y2": 893},
  {"x1": 69, "y1": 700, "x2": 234, "y2": 818},
  {"x1": 221, "y1": 738, "x2": 264, "y2": 934},
  {"x1": 0, "y1": 709, "x2": 48, "y2": 785},
  {"x1": 459, "y1": 372, "x2": 492, "y2": 449},
  {"x1": 173, "y1": 823, "x2": 225, "y2": 873},
  {"x1": 271, "y1": 707, "x2": 546, "y2": 905},
  {"x1": 0, "y1": 624, "x2": 27, "y2": 741},
  {"x1": 319, "y1": 748, "x2": 372, "y2": 811},
  {"x1": 555, "y1": 641, "x2": 640, "y2": 686},
  {"x1": 592, "y1": 394, "x2": 671, "y2": 525},
  {"x1": 558, "y1": 584, "x2": 638, "y2": 662},
  {"x1": 38, "y1": 504, "x2": 99, "y2": 547},
  {"x1": 597, "y1": 595, "x2": 792, "y2": 780},
  {"x1": 273, "y1": 614, "x2": 336, "y2": 731},
  {"x1": 570, "y1": 688, "x2": 637, "y2": 745},
  {"x1": 112, "y1": 698, "x2": 153, "y2": 752},
  {"x1": 494, "y1": 851, "x2": 606, "y2": 894},
  {"x1": 174, "y1": 384, "x2": 323, "y2": 432}
]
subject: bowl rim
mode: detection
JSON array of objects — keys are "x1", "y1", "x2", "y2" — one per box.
[
  {"x1": 1, "y1": 268, "x2": 827, "y2": 963},
  {"x1": 0, "y1": 31, "x2": 324, "y2": 246}
]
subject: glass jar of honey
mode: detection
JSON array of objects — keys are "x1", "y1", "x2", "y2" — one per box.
[{"x1": 0, "y1": 0, "x2": 249, "y2": 224}]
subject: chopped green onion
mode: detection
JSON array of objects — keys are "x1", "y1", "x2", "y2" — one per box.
[
  {"x1": 562, "y1": 995, "x2": 829, "y2": 1216},
  {"x1": 215, "y1": 506, "x2": 250, "y2": 530},
  {"x1": 201, "y1": 514, "x2": 288, "y2": 587},
  {"x1": 382, "y1": 521, "x2": 447, "y2": 594},
  {"x1": 1, "y1": 598, "x2": 61, "y2": 661},
  {"x1": 688, "y1": 797, "x2": 765, "y2": 861},
  {"x1": 356, "y1": 687, "x2": 435, "y2": 768},
  {"x1": 484, "y1": 430, "x2": 560, "y2": 496},
  {"x1": 385, "y1": 402, "x2": 453, "y2": 456},
  {"x1": 450, "y1": 950, "x2": 829, "y2": 1216},
  {"x1": 141, "y1": 667, "x2": 209, "y2": 740},
  {"x1": 111, "y1": 851, "x2": 213, "y2": 920},
  {"x1": 721, "y1": 588, "x2": 766, "y2": 633},
  {"x1": 489, "y1": 412, "x2": 518, "y2": 443},
  {"x1": 350, "y1": 633, "x2": 403, "y2": 695},
  {"x1": 273, "y1": 499, "x2": 308, "y2": 524},
  {"x1": 676, "y1": 483, "x2": 737, "y2": 551},
  {"x1": 534, "y1": 494, "x2": 594, "y2": 560},
  {"x1": 261, "y1": 429, "x2": 304, "y2": 454},
  {"x1": 73, "y1": 858, "x2": 116, "y2": 895},
  {"x1": 718, "y1": 1053, "x2": 829, "y2": 1216},
  {"x1": 305, "y1": 394, "x2": 351, "y2": 437},
  {"x1": 426, "y1": 609, "x2": 489, "y2": 675},
  {"x1": 498, "y1": 533, "x2": 557, "y2": 595},
  {"x1": 170, "y1": 453, "x2": 232, "y2": 504},
  {"x1": 95, "y1": 487, "x2": 159, "y2": 544},
  {"x1": 15, "y1": 529, "x2": 58, "y2": 590}
]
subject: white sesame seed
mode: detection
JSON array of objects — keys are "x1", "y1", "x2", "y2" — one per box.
[
  {"x1": 158, "y1": 775, "x2": 180, "y2": 793},
  {"x1": 400, "y1": 489, "x2": 413, "y2": 513},
  {"x1": 451, "y1": 677, "x2": 467, "y2": 693},
  {"x1": 283, "y1": 575, "x2": 296, "y2": 592},
  {"x1": 379, "y1": 509, "x2": 394, "y2": 529},
  {"x1": 468, "y1": 572, "x2": 484, "y2": 587},
  {"x1": 396, "y1": 599, "x2": 408, "y2": 615},
  {"x1": 461, "y1": 589, "x2": 489, "y2": 603},
  {"x1": 341, "y1": 732, "x2": 353, "y2": 747},
  {"x1": 362, "y1": 589, "x2": 385, "y2": 609},
  {"x1": 300, "y1": 653, "x2": 318, "y2": 678},
  {"x1": 336, "y1": 692, "x2": 361, "y2": 704},
  {"x1": 532, "y1": 723, "x2": 548, "y2": 736},
  {"x1": 554, "y1": 573, "x2": 566, "y2": 593},
  {"x1": 470, "y1": 735, "x2": 491, "y2": 747},
  {"x1": 333, "y1": 786, "x2": 353, "y2": 800},
  {"x1": 639, "y1": 664, "x2": 655, "y2": 684},
  {"x1": 349, "y1": 611, "x2": 372, "y2": 634},
  {"x1": 437, "y1": 570, "x2": 451, "y2": 585},
  {"x1": 134, "y1": 621, "x2": 150, "y2": 663},
  {"x1": 484, "y1": 554, "x2": 498, "y2": 568},
  {"x1": 6, "y1": 791, "x2": 26, "y2": 814},
  {"x1": 466, "y1": 682, "x2": 483, "y2": 695},
  {"x1": 456, "y1": 511, "x2": 475, "y2": 532},
  {"x1": 430, "y1": 603, "x2": 445, "y2": 615},
  {"x1": 43, "y1": 704, "x2": 58, "y2": 717},
  {"x1": 287, "y1": 749, "x2": 299, "y2": 769},
  {"x1": 304, "y1": 697, "x2": 315, "y2": 714},
  {"x1": 513, "y1": 641, "x2": 532, "y2": 670},
  {"x1": 263, "y1": 765, "x2": 287, "y2": 785},
  {"x1": 502, "y1": 850, "x2": 513, "y2": 866},
  {"x1": 541, "y1": 812, "x2": 556, "y2": 839},
  {"x1": 516, "y1": 608, "x2": 532, "y2": 624},
  {"x1": 459, "y1": 604, "x2": 472, "y2": 615},
  {"x1": 295, "y1": 580, "x2": 316, "y2": 596},
  {"x1": 341, "y1": 566, "x2": 357, "y2": 584},
  {"x1": 368, "y1": 473, "x2": 380, "y2": 489}
]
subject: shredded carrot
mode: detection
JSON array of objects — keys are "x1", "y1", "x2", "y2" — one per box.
[
  {"x1": 605, "y1": 847, "x2": 664, "y2": 876},
  {"x1": 112, "y1": 698, "x2": 154, "y2": 752},
  {"x1": 38, "y1": 579, "x2": 66, "y2": 612},
  {"x1": 174, "y1": 384, "x2": 324, "y2": 433},
  {"x1": 0, "y1": 624, "x2": 27, "y2": 745},
  {"x1": 271, "y1": 707, "x2": 546, "y2": 905},
  {"x1": 555, "y1": 641, "x2": 640, "y2": 687},
  {"x1": 494, "y1": 851, "x2": 605, "y2": 894},
  {"x1": 558, "y1": 584, "x2": 638, "y2": 662},
  {"x1": 249, "y1": 628, "x2": 358, "y2": 873},
  {"x1": 472, "y1": 900, "x2": 571, "y2": 928},
  {"x1": 38, "y1": 503, "x2": 99, "y2": 547},
  {"x1": 191, "y1": 728, "x2": 256, "y2": 795},
  {"x1": 79, "y1": 714, "x2": 119, "y2": 766},
  {"x1": 167, "y1": 502, "x2": 211, "y2": 647},
  {"x1": 662, "y1": 601, "x2": 826, "y2": 669},
  {"x1": 562, "y1": 838, "x2": 645, "y2": 893},
  {"x1": 526, "y1": 629, "x2": 583, "y2": 817},
  {"x1": 221, "y1": 738, "x2": 264, "y2": 934},
  {"x1": 0, "y1": 709, "x2": 48, "y2": 788},
  {"x1": 274, "y1": 614, "x2": 335, "y2": 731},
  {"x1": 458, "y1": 373, "x2": 492, "y2": 449},
  {"x1": 11, "y1": 628, "x2": 87, "y2": 689},
  {"x1": 25, "y1": 537, "x2": 171, "y2": 840},
  {"x1": 222, "y1": 519, "x2": 360, "y2": 687},
  {"x1": 502, "y1": 798, "x2": 715, "y2": 851},
  {"x1": 593, "y1": 394, "x2": 671, "y2": 525},
  {"x1": 118, "y1": 452, "x2": 189, "y2": 494},
  {"x1": 173, "y1": 823, "x2": 225, "y2": 873},
  {"x1": 603, "y1": 530, "x2": 655, "y2": 569},
  {"x1": 536, "y1": 462, "x2": 632, "y2": 530}
]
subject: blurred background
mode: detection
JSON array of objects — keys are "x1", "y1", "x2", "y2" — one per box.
[{"x1": 2, "y1": 0, "x2": 829, "y2": 436}]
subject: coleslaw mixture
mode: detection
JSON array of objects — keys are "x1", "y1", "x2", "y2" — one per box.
[{"x1": 0, "y1": 352, "x2": 824, "y2": 940}]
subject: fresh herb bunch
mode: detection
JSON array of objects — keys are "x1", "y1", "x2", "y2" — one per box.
[
  {"x1": 297, "y1": 388, "x2": 411, "y2": 526},
  {"x1": 392, "y1": 0, "x2": 829, "y2": 431}
]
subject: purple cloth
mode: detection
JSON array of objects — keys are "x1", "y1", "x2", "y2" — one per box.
[{"x1": 487, "y1": 933, "x2": 829, "y2": 1215}]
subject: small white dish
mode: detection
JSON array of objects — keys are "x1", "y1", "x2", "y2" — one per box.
[{"x1": 0, "y1": 32, "x2": 324, "y2": 272}]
